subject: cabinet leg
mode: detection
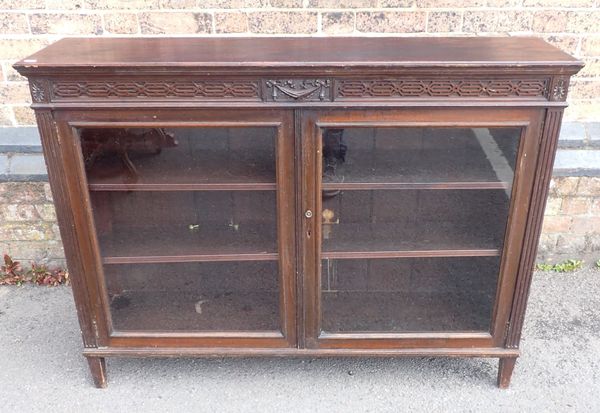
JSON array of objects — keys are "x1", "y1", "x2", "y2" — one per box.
[
  {"x1": 497, "y1": 357, "x2": 517, "y2": 389},
  {"x1": 87, "y1": 356, "x2": 108, "y2": 388}
]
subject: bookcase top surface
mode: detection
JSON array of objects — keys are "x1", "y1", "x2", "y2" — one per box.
[{"x1": 14, "y1": 36, "x2": 583, "y2": 73}]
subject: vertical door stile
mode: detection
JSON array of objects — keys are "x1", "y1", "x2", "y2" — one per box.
[{"x1": 294, "y1": 108, "x2": 305, "y2": 349}]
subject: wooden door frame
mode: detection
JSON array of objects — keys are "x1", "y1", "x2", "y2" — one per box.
[
  {"x1": 300, "y1": 107, "x2": 544, "y2": 350},
  {"x1": 50, "y1": 108, "x2": 298, "y2": 349}
]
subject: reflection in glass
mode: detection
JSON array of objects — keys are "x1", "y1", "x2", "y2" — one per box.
[
  {"x1": 321, "y1": 127, "x2": 521, "y2": 185},
  {"x1": 81, "y1": 127, "x2": 276, "y2": 186}
]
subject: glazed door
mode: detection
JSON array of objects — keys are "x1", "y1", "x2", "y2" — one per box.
[
  {"x1": 66, "y1": 109, "x2": 296, "y2": 348},
  {"x1": 301, "y1": 108, "x2": 542, "y2": 349}
]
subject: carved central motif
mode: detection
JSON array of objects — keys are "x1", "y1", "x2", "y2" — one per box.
[{"x1": 264, "y1": 79, "x2": 331, "y2": 101}]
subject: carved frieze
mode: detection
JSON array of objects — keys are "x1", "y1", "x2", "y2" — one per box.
[{"x1": 41, "y1": 77, "x2": 560, "y2": 104}]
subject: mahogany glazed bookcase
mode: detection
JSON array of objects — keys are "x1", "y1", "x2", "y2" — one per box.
[{"x1": 15, "y1": 37, "x2": 582, "y2": 388}]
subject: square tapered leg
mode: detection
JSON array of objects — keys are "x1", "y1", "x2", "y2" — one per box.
[
  {"x1": 87, "y1": 357, "x2": 107, "y2": 388},
  {"x1": 497, "y1": 357, "x2": 517, "y2": 388}
]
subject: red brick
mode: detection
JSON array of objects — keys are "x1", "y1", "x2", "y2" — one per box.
[
  {"x1": 561, "y1": 197, "x2": 592, "y2": 215},
  {"x1": 571, "y1": 216, "x2": 600, "y2": 234},
  {"x1": 541, "y1": 215, "x2": 572, "y2": 233}
]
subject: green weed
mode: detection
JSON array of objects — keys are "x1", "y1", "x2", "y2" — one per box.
[{"x1": 536, "y1": 259, "x2": 584, "y2": 273}]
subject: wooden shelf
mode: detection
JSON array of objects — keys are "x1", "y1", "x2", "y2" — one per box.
[
  {"x1": 322, "y1": 249, "x2": 500, "y2": 259},
  {"x1": 90, "y1": 182, "x2": 276, "y2": 191},
  {"x1": 103, "y1": 253, "x2": 278, "y2": 265},
  {"x1": 321, "y1": 222, "x2": 505, "y2": 258},
  {"x1": 322, "y1": 181, "x2": 510, "y2": 191},
  {"x1": 98, "y1": 224, "x2": 278, "y2": 264}
]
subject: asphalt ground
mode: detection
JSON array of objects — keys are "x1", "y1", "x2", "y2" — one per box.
[{"x1": 1, "y1": 266, "x2": 599, "y2": 412}]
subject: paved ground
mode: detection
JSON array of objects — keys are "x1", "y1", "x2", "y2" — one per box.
[{"x1": 1, "y1": 267, "x2": 599, "y2": 413}]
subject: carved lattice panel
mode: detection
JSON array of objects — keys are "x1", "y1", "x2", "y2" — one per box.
[
  {"x1": 52, "y1": 81, "x2": 260, "y2": 100},
  {"x1": 336, "y1": 79, "x2": 548, "y2": 99}
]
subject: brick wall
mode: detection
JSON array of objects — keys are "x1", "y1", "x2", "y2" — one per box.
[
  {"x1": 541, "y1": 177, "x2": 600, "y2": 258},
  {"x1": 1, "y1": 0, "x2": 600, "y2": 124},
  {"x1": 0, "y1": 1, "x2": 599, "y2": 265},
  {"x1": 2, "y1": 142, "x2": 599, "y2": 267},
  {"x1": 0, "y1": 182, "x2": 64, "y2": 266}
]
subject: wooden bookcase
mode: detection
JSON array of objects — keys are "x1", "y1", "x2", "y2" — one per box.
[{"x1": 14, "y1": 37, "x2": 582, "y2": 388}]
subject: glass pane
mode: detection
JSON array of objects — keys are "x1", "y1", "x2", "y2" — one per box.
[
  {"x1": 322, "y1": 189, "x2": 510, "y2": 253},
  {"x1": 80, "y1": 127, "x2": 276, "y2": 186},
  {"x1": 321, "y1": 257, "x2": 500, "y2": 332},
  {"x1": 91, "y1": 191, "x2": 277, "y2": 259},
  {"x1": 78, "y1": 126, "x2": 282, "y2": 334},
  {"x1": 106, "y1": 261, "x2": 280, "y2": 331},
  {"x1": 321, "y1": 127, "x2": 520, "y2": 185},
  {"x1": 319, "y1": 126, "x2": 521, "y2": 334}
]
